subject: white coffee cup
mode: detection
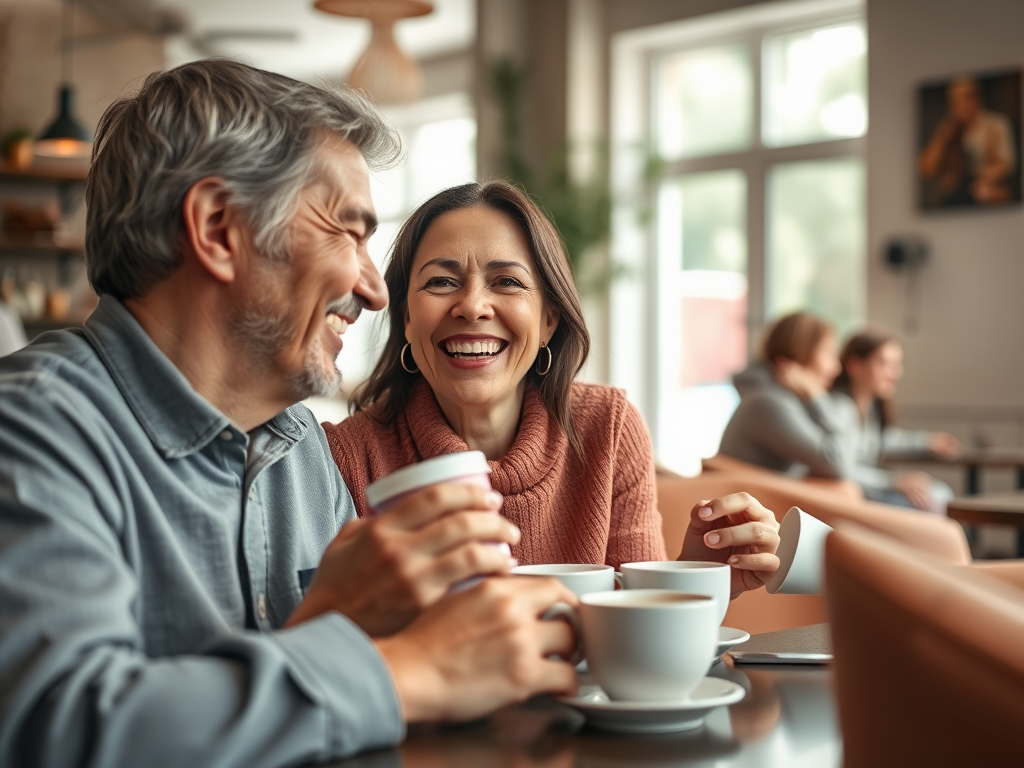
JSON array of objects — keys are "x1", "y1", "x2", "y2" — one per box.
[
  {"x1": 618, "y1": 561, "x2": 731, "y2": 625},
  {"x1": 511, "y1": 563, "x2": 619, "y2": 595},
  {"x1": 764, "y1": 507, "x2": 833, "y2": 595},
  {"x1": 580, "y1": 589, "x2": 719, "y2": 702}
]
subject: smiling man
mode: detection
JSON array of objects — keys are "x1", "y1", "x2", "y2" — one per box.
[{"x1": 0, "y1": 60, "x2": 578, "y2": 767}]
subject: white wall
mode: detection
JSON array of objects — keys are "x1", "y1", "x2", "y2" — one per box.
[{"x1": 866, "y1": 0, "x2": 1024, "y2": 445}]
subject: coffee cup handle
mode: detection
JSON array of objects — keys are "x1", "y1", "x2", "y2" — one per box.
[{"x1": 541, "y1": 601, "x2": 584, "y2": 666}]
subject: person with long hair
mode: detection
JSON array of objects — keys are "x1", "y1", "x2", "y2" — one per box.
[
  {"x1": 323, "y1": 180, "x2": 782, "y2": 595},
  {"x1": 832, "y1": 329, "x2": 959, "y2": 511},
  {"x1": 719, "y1": 311, "x2": 854, "y2": 479}
]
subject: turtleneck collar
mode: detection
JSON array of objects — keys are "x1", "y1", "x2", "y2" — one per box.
[{"x1": 400, "y1": 378, "x2": 567, "y2": 496}]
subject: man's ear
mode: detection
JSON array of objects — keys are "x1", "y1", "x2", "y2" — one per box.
[{"x1": 182, "y1": 178, "x2": 239, "y2": 284}]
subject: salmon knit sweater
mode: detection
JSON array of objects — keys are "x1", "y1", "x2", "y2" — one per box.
[{"x1": 322, "y1": 380, "x2": 667, "y2": 568}]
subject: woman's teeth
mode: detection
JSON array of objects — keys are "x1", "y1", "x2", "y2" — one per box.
[
  {"x1": 326, "y1": 314, "x2": 348, "y2": 334},
  {"x1": 444, "y1": 340, "x2": 503, "y2": 357}
]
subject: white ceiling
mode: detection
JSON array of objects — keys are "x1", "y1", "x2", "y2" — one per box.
[{"x1": 81, "y1": 0, "x2": 476, "y2": 83}]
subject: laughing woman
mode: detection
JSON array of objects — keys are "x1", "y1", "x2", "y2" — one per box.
[{"x1": 322, "y1": 181, "x2": 780, "y2": 586}]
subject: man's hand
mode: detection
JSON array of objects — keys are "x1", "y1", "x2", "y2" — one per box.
[
  {"x1": 285, "y1": 482, "x2": 520, "y2": 636},
  {"x1": 376, "y1": 576, "x2": 579, "y2": 723},
  {"x1": 681, "y1": 493, "x2": 781, "y2": 599}
]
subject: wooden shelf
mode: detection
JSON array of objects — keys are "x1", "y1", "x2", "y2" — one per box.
[
  {"x1": 0, "y1": 234, "x2": 84, "y2": 253},
  {"x1": 0, "y1": 161, "x2": 88, "y2": 183}
]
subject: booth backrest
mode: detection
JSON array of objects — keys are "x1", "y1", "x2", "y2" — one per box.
[
  {"x1": 656, "y1": 470, "x2": 971, "y2": 634},
  {"x1": 827, "y1": 525, "x2": 1024, "y2": 767}
]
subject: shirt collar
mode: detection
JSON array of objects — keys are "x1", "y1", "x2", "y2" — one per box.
[{"x1": 83, "y1": 295, "x2": 308, "y2": 458}]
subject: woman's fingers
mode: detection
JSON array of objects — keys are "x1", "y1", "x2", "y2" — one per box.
[
  {"x1": 696, "y1": 492, "x2": 779, "y2": 526},
  {"x1": 725, "y1": 551, "x2": 781, "y2": 573},
  {"x1": 703, "y1": 517, "x2": 780, "y2": 554}
]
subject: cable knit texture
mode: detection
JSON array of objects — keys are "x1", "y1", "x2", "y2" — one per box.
[{"x1": 322, "y1": 379, "x2": 667, "y2": 568}]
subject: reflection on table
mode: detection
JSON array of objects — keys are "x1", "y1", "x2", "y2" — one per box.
[{"x1": 330, "y1": 660, "x2": 841, "y2": 768}]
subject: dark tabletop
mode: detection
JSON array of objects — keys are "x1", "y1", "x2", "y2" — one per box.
[{"x1": 330, "y1": 659, "x2": 841, "y2": 768}]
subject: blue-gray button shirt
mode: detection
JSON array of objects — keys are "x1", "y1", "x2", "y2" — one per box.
[{"x1": 0, "y1": 296, "x2": 404, "y2": 767}]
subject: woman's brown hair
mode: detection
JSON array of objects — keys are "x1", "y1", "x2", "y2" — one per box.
[
  {"x1": 350, "y1": 180, "x2": 591, "y2": 456},
  {"x1": 762, "y1": 312, "x2": 835, "y2": 366},
  {"x1": 833, "y1": 329, "x2": 899, "y2": 428}
]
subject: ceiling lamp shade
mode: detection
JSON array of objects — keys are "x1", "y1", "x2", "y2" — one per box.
[
  {"x1": 314, "y1": 0, "x2": 434, "y2": 104},
  {"x1": 35, "y1": 86, "x2": 91, "y2": 158},
  {"x1": 36, "y1": 0, "x2": 91, "y2": 159}
]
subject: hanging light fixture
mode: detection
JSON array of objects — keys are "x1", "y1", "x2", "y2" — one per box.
[
  {"x1": 36, "y1": 0, "x2": 91, "y2": 159},
  {"x1": 314, "y1": 0, "x2": 434, "y2": 104}
]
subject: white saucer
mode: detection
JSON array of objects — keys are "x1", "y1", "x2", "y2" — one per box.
[
  {"x1": 556, "y1": 676, "x2": 746, "y2": 733},
  {"x1": 717, "y1": 626, "x2": 750, "y2": 657}
]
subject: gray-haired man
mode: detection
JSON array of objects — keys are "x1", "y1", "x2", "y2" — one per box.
[{"x1": 0, "y1": 60, "x2": 577, "y2": 767}]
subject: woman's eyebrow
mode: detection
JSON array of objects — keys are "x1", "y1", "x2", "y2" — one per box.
[
  {"x1": 485, "y1": 259, "x2": 530, "y2": 272},
  {"x1": 418, "y1": 257, "x2": 462, "y2": 274}
]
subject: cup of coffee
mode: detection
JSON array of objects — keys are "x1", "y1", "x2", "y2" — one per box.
[
  {"x1": 618, "y1": 561, "x2": 731, "y2": 625},
  {"x1": 366, "y1": 452, "x2": 508, "y2": 590},
  {"x1": 580, "y1": 589, "x2": 718, "y2": 702},
  {"x1": 765, "y1": 507, "x2": 833, "y2": 595},
  {"x1": 511, "y1": 563, "x2": 619, "y2": 595},
  {"x1": 366, "y1": 450, "x2": 493, "y2": 512}
]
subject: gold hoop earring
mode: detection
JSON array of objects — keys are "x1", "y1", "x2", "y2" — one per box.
[
  {"x1": 536, "y1": 343, "x2": 553, "y2": 376},
  {"x1": 400, "y1": 342, "x2": 419, "y2": 374}
]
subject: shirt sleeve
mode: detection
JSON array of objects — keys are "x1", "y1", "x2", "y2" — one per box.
[
  {"x1": 879, "y1": 426, "x2": 933, "y2": 457},
  {"x1": 744, "y1": 391, "x2": 856, "y2": 480},
  {"x1": 0, "y1": 381, "x2": 404, "y2": 768},
  {"x1": 605, "y1": 395, "x2": 668, "y2": 567}
]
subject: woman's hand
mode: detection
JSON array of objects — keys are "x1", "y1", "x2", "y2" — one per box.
[
  {"x1": 680, "y1": 493, "x2": 782, "y2": 599},
  {"x1": 896, "y1": 471, "x2": 934, "y2": 511},
  {"x1": 773, "y1": 358, "x2": 825, "y2": 401},
  {"x1": 928, "y1": 431, "x2": 960, "y2": 458}
]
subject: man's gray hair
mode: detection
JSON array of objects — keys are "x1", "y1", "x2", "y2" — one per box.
[{"x1": 86, "y1": 59, "x2": 402, "y2": 299}]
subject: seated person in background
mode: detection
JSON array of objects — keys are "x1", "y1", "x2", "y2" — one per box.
[
  {"x1": 324, "y1": 181, "x2": 781, "y2": 594},
  {"x1": 831, "y1": 329, "x2": 958, "y2": 513},
  {"x1": 0, "y1": 60, "x2": 583, "y2": 767},
  {"x1": 719, "y1": 311, "x2": 854, "y2": 481}
]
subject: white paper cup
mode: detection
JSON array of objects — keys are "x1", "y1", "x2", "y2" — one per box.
[
  {"x1": 366, "y1": 451, "x2": 491, "y2": 512},
  {"x1": 764, "y1": 507, "x2": 834, "y2": 595},
  {"x1": 511, "y1": 563, "x2": 618, "y2": 596},
  {"x1": 366, "y1": 452, "x2": 507, "y2": 590},
  {"x1": 619, "y1": 561, "x2": 731, "y2": 625},
  {"x1": 580, "y1": 589, "x2": 718, "y2": 702}
]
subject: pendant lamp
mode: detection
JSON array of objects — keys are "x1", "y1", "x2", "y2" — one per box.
[
  {"x1": 314, "y1": 0, "x2": 434, "y2": 104},
  {"x1": 35, "y1": 0, "x2": 91, "y2": 159}
]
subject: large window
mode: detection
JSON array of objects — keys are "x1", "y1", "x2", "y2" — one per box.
[{"x1": 612, "y1": 0, "x2": 866, "y2": 474}]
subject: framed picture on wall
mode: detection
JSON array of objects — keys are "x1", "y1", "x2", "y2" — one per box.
[{"x1": 917, "y1": 67, "x2": 1022, "y2": 211}]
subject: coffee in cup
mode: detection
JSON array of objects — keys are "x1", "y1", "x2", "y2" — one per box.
[{"x1": 619, "y1": 561, "x2": 731, "y2": 624}]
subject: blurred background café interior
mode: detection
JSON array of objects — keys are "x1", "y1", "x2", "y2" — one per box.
[{"x1": 0, "y1": 0, "x2": 1020, "y2": 555}]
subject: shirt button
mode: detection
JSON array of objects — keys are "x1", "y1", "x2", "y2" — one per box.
[
  {"x1": 258, "y1": 593, "x2": 267, "y2": 621},
  {"x1": 249, "y1": 488, "x2": 258, "y2": 502},
  {"x1": 219, "y1": 430, "x2": 233, "y2": 441}
]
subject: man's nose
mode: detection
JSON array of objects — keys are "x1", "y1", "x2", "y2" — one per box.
[{"x1": 353, "y1": 245, "x2": 388, "y2": 312}]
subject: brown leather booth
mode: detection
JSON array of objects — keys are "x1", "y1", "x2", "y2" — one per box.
[
  {"x1": 656, "y1": 463, "x2": 971, "y2": 634},
  {"x1": 826, "y1": 525, "x2": 1024, "y2": 767}
]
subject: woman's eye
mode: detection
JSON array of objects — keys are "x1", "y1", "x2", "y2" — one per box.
[
  {"x1": 424, "y1": 276, "x2": 458, "y2": 289},
  {"x1": 495, "y1": 277, "x2": 525, "y2": 289}
]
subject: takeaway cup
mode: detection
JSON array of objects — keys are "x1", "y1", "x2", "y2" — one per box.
[{"x1": 764, "y1": 507, "x2": 833, "y2": 595}]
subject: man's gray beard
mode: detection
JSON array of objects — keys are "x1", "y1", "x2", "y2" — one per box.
[{"x1": 229, "y1": 297, "x2": 343, "y2": 402}]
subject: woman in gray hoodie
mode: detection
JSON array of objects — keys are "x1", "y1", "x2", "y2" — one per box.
[{"x1": 719, "y1": 312, "x2": 856, "y2": 479}]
